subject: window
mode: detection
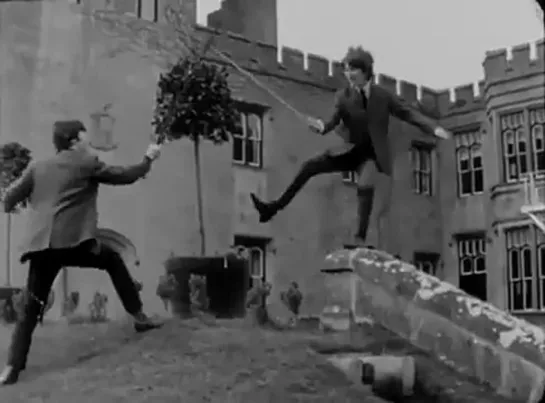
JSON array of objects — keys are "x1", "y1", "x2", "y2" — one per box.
[
  {"x1": 506, "y1": 226, "x2": 545, "y2": 311},
  {"x1": 233, "y1": 236, "x2": 268, "y2": 287},
  {"x1": 410, "y1": 144, "x2": 432, "y2": 195},
  {"x1": 140, "y1": 0, "x2": 159, "y2": 21},
  {"x1": 501, "y1": 106, "x2": 545, "y2": 182},
  {"x1": 530, "y1": 108, "x2": 545, "y2": 175},
  {"x1": 342, "y1": 170, "x2": 358, "y2": 184},
  {"x1": 232, "y1": 111, "x2": 263, "y2": 167},
  {"x1": 455, "y1": 129, "x2": 484, "y2": 196},
  {"x1": 413, "y1": 252, "x2": 439, "y2": 276},
  {"x1": 457, "y1": 235, "x2": 487, "y2": 301}
]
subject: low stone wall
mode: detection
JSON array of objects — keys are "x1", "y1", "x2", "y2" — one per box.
[{"x1": 324, "y1": 248, "x2": 545, "y2": 403}]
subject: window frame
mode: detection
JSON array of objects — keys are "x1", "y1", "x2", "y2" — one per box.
[
  {"x1": 233, "y1": 235, "x2": 269, "y2": 282},
  {"x1": 454, "y1": 127, "x2": 484, "y2": 197},
  {"x1": 457, "y1": 236, "x2": 486, "y2": 276},
  {"x1": 410, "y1": 142, "x2": 433, "y2": 196},
  {"x1": 505, "y1": 225, "x2": 544, "y2": 313},
  {"x1": 500, "y1": 105, "x2": 545, "y2": 183},
  {"x1": 413, "y1": 251, "x2": 440, "y2": 276},
  {"x1": 232, "y1": 106, "x2": 265, "y2": 168}
]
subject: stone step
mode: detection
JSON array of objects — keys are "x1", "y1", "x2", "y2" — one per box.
[{"x1": 322, "y1": 248, "x2": 545, "y2": 403}]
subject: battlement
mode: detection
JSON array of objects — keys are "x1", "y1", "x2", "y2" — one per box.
[
  {"x1": 87, "y1": 7, "x2": 540, "y2": 120},
  {"x1": 483, "y1": 39, "x2": 544, "y2": 82},
  {"x1": 194, "y1": 24, "x2": 493, "y2": 117}
]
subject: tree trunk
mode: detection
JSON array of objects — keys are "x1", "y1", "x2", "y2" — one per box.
[
  {"x1": 5, "y1": 213, "x2": 11, "y2": 286},
  {"x1": 194, "y1": 137, "x2": 206, "y2": 255}
]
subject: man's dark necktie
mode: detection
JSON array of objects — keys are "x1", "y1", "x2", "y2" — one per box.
[{"x1": 359, "y1": 88, "x2": 368, "y2": 110}]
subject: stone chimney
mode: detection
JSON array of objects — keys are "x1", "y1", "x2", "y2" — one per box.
[
  {"x1": 207, "y1": 0, "x2": 278, "y2": 46},
  {"x1": 156, "y1": 0, "x2": 197, "y2": 26}
]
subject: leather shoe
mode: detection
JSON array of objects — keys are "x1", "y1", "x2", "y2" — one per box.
[
  {"x1": 0, "y1": 365, "x2": 20, "y2": 386},
  {"x1": 133, "y1": 313, "x2": 163, "y2": 333},
  {"x1": 250, "y1": 193, "x2": 277, "y2": 223}
]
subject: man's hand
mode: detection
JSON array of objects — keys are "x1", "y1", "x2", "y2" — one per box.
[
  {"x1": 307, "y1": 117, "x2": 325, "y2": 134},
  {"x1": 145, "y1": 143, "x2": 162, "y2": 161},
  {"x1": 434, "y1": 127, "x2": 451, "y2": 140}
]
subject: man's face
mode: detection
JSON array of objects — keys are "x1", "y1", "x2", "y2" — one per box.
[{"x1": 344, "y1": 64, "x2": 368, "y2": 88}]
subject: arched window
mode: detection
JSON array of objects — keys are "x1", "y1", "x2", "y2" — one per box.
[
  {"x1": 232, "y1": 108, "x2": 264, "y2": 168},
  {"x1": 454, "y1": 129, "x2": 484, "y2": 196},
  {"x1": 457, "y1": 235, "x2": 487, "y2": 301},
  {"x1": 499, "y1": 109, "x2": 545, "y2": 182},
  {"x1": 410, "y1": 144, "x2": 432, "y2": 195}
]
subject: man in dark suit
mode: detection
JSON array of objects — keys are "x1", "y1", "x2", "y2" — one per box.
[
  {"x1": 0, "y1": 120, "x2": 163, "y2": 385},
  {"x1": 251, "y1": 47, "x2": 450, "y2": 247}
]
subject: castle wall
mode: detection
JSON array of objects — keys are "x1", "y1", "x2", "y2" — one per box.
[{"x1": 0, "y1": 1, "x2": 543, "y2": 319}]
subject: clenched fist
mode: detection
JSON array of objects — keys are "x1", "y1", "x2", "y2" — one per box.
[{"x1": 145, "y1": 143, "x2": 162, "y2": 161}]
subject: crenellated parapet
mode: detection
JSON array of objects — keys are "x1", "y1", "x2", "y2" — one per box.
[
  {"x1": 194, "y1": 24, "x2": 493, "y2": 118},
  {"x1": 483, "y1": 39, "x2": 544, "y2": 83},
  {"x1": 88, "y1": 8, "x2": 540, "y2": 120}
]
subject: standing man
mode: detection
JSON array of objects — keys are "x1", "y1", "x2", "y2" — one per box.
[
  {"x1": 250, "y1": 47, "x2": 450, "y2": 247},
  {"x1": 0, "y1": 120, "x2": 163, "y2": 385}
]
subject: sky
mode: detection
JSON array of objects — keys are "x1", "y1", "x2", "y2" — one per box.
[{"x1": 197, "y1": 0, "x2": 544, "y2": 90}]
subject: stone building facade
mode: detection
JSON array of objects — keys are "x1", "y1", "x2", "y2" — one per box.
[{"x1": 0, "y1": 0, "x2": 543, "y2": 322}]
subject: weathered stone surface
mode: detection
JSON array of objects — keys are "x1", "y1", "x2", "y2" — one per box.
[{"x1": 324, "y1": 248, "x2": 545, "y2": 403}]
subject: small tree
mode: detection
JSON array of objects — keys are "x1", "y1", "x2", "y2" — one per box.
[
  {"x1": 153, "y1": 56, "x2": 239, "y2": 255},
  {"x1": 0, "y1": 142, "x2": 32, "y2": 286}
]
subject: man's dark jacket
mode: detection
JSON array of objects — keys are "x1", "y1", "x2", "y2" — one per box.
[
  {"x1": 2, "y1": 147, "x2": 151, "y2": 262},
  {"x1": 323, "y1": 83, "x2": 438, "y2": 175}
]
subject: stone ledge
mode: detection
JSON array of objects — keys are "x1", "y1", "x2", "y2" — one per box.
[{"x1": 323, "y1": 248, "x2": 545, "y2": 403}]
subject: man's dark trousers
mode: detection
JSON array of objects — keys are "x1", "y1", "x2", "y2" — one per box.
[
  {"x1": 7, "y1": 240, "x2": 142, "y2": 370},
  {"x1": 270, "y1": 143, "x2": 387, "y2": 243}
]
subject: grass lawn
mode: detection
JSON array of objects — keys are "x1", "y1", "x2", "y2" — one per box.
[{"x1": 0, "y1": 317, "x2": 521, "y2": 402}]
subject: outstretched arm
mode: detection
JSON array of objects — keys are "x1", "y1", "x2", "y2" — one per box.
[
  {"x1": 2, "y1": 164, "x2": 34, "y2": 213},
  {"x1": 388, "y1": 91, "x2": 440, "y2": 137},
  {"x1": 90, "y1": 143, "x2": 161, "y2": 185},
  {"x1": 91, "y1": 157, "x2": 152, "y2": 186}
]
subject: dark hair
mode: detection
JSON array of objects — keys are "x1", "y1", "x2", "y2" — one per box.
[
  {"x1": 343, "y1": 46, "x2": 374, "y2": 79},
  {"x1": 53, "y1": 120, "x2": 86, "y2": 152}
]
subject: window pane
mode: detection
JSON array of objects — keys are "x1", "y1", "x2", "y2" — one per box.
[
  {"x1": 232, "y1": 113, "x2": 244, "y2": 137},
  {"x1": 421, "y1": 150, "x2": 431, "y2": 171},
  {"x1": 249, "y1": 248, "x2": 263, "y2": 277},
  {"x1": 522, "y1": 248, "x2": 533, "y2": 277},
  {"x1": 461, "y1": 171, "x2": 472, "y2": 195},
  {"x1": 473, "y1": 169, "x2": 484, "y2": 193},
  {"x1": 542, "y1": 279, "x2": 545, "y2": 309},
  {"x1": 513, "y1": 281, "x2": 524, "y2": 310},
  {"x1": 504, "y1": 130, "x2": 515, "y2": 155},
  {"x1": 519, "y1": 154, "x2": 528, "y2": 175},
  {"x1": 475, "y1": 256, "x2": 485, "y2": 274},
  {"x1": 247, "y1": 114, "x2": 262, "y2": 140},
  {"x1": 472, "y1": 155, "x2": 482, "y2": 170},
  {"x1": 245, "y1": 138, "x2": 255, "y2": 164},
  {"x1": 536, "y1": 150, "x2": 545, "y2": 172},
  {"x1": 233, "y1": 137, "x2": 244, "y2": 162},
  {"x1": 421, "y1": 173, "x2": 430, "y2": 195},
  {"x1": 461, "y1": 258, "x2": 472, "y2": 275},
  {"x1": 507, "y1": 156, "x2": 518, "y2": 180},
  {"x1": 533, "y1": 125, "x2": 544, "y2": 151},
  {"x1": 537, "y1": 245, "x2": 545, "y2": 277},
  {"x1": 524, "y1": 279, "x2": 533, "y2": 308},
  {"x1": 509, "y1": 250, "x2": 520, "y2": 279}
]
